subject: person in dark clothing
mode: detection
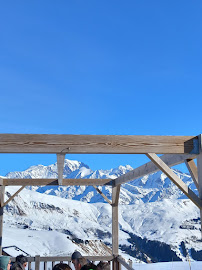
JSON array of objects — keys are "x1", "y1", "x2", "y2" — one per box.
[
  {"x1": 97, "y1": 262, "x2": 110, "y2": 270},
  {"x1": 71, "y1": 252, "x2": 87, "y2": 270},
  {"x1": 80, "y1": 262, "x2": 97, "y2": 270},
  {"x1": 53, "y1": 263, "x2": 72, "y2": 270},
  {"x1": 11, "y1": 255, "x2": 28, "y2": 270}
]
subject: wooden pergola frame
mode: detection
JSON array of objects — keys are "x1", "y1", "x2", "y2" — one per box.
[{"x1": 1, "y1": 134, "x2": 202, "y2": 269}]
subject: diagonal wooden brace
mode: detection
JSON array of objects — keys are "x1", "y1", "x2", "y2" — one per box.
[
  {"x1": 146, "y1": 153, "x2": 202, "y2": 210},
  {"x1": 185, "y1": 159, "x2": 199, "y2": 191},
  {"x1": 4, "y1": 186, "x2": 26, "y2": 207},
  {"x1": 93, "y1": 185, "x2": 112, "y2": 205}
]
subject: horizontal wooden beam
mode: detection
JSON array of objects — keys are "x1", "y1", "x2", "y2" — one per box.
[
  {"x1": 11, "y1": 256, "x2": 114, "y2": 263},
  {"x1": 114, "y1": 153, "x2": 196, "y2": 186},
  {"x1": 2, "y1": 178, "x2": 111, "y2": 186},
  {"x1": 146, "y1": 153, "x2": 202, "y2": 209},
  {"x1": 0, "y1": 134, "x2": 198, "y2": 154}
]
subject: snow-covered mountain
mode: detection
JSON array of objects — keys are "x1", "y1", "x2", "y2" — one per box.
[
  {"x1": 3, "y1": 159, "x2": 202, "y2": 263},
  {"x1": 5, "y1": 159, "x2": 198, "y2": 204}
]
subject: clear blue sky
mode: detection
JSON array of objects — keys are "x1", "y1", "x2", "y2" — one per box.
[{"x1": 0, "y1": 1, "x2": 201, "y2": 175}]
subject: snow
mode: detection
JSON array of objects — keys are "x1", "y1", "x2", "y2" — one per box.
[
  {"x1": 2, "y1": 159, "x2": 202, "y2": 266},
  {"x1": 133, "y1": 261, "x2": 202, "y2": 269}
]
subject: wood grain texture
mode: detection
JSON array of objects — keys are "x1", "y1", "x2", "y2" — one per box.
[
  {"x1": 57, "y1": 154, "x2": 65, "y2": 185},
  {"x1": 185, "y1": 159, "x2": 199, "y2": 190},
  {"x1": 11, "y1": 256, "x2": 114, "y2": 262},
  {"x1": 0, "y1": 134, "x2": 198, "y2": 154},
  {"x1": 197, "y1": 134, "x2": 202, "y2": 237},
  {"x1": 147, "y1": 153, "x2": 202, "y2": 209},
  {"x1": 114, "y1": 153, "x2": 196, "y2": 186},
  {"x1": 3, "y1": 178, "x2": 111, "y2": 186},
  {"x1": 112, "y1": 185, "x2": 120, "y2": 257}
]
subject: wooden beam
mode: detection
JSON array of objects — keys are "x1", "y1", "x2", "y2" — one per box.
[
  {"x1": 112, "y1": 185, "x2": 120, "y2": 207},
  {"x1": 11, "y1": 256, "x2": 114, "y2": 263},
  {"x1": 0, "y1": 134, "x2": 198, "y2": 154},
  {"x1": 4, "y1": 186, "x2": 26, "y2": 206},
  {"x1": 0, "y1": 185, "x2": 4, "y2": 255},
  {"x1": 185, "y1": 159, "x2": 199, "y2": 190},
  {"x1": 112, "y1": 185, "x2": 120, "y2": 257},
  {"x1": 3, "y1": 178, "x2": 112, "y2": 186},
  {"x1": 117, "y1": 256, "x2": 133, "y2": 270},
  {"x1": 57, "y1": 154, "x2": 65, "y2": 185},
  {"x1": 146, "y1": 153, "x2": 202, "y2": 209},
  {"x1": 93, "y1": 185, "x2": 112, "y2": 205},
  {"x1": 114, "y1": 153, "x2": 197, "y2": 187},
  {"x1": 197, "y1": 134, "x2": 202, "y2": 237}
]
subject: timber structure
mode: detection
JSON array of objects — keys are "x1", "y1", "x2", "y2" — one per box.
[{"x1": 1, "y1": 134, "x2": 202, "y2": 270}]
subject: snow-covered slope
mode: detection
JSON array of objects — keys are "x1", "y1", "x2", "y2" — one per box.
[
  {"x1": 3, "y1": 159, "x2": 202, "y2": 262},
  {"x1": 4, "y1": 187, "x2": 201, "y2": 256}
]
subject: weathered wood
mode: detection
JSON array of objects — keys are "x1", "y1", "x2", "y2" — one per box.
[
  {"x1": 114, "y1": 153, "x2": 197, "y2": 187},
  {"x1": 44, "y1": 261, "x2": 47, "y2": 270},
  {"x1": 197, "y1": 134, "x2": 202, "y2": 237},
  {"x1": 0, "y1": 134, "x2": 198, "y2": 154},
  {"x1": 112, "y1": 185, "x2": 120, "y2": 256},
  {"x1": 57, "y1": 154, "x2": 65, "y2": 185},
  {"x1": 4, "y1": 186, "x2": 26, "y2": 206},
  {"x1": 0, "y1": 185, "x2": 4, "y2": 255},
  {"x1": 185, "y1": 159, "x2": 199, "y2": 190},
  {"x1": 28, "y1": 261, "x2": 31, "y2": 270},
  {"x1": 146, "y1": 153, "x2": 202, "y2": 209},
  {"x1": 35, "y1": 255, "x2": 40, "y2": 270},
  {"x1": 117, "y1": 256, "x2": 133, "y2": 270},
  {"x1": 93, "y1": 185, "x2": 112, "y2": 205},
  {"x1": 112, "y1": 257, "x2": 120, "y2": 270},
  {"x1": 3, "y1": 178, "x2": 111, "y2": 186},
  {"x1": 12, "y1": 255, "x2": 114, "y2": 263}
]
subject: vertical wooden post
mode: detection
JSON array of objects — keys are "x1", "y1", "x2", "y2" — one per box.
[
  {"x1": 57, "y1": 154, "x2": 65, "y2": 186},
  {"x1": 28, "y1": 261, "x2": 31, "y2": 270},
  {"x1": 112, "y1": 184, "x2": 120, "y2": 270},
  {"x1": 197, "y1": 134, "x2": 202, "y2": 238},
  {"x1": 35, "y1": 255, "x2": 40, "y2": 270},
  {"x1": 0, "y1": 182, "x2": 5, "y2": 255}
]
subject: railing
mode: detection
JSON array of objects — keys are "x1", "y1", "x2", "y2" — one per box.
[{"x1": 10, "y1": 255, "x2": 134, "y2": 270}]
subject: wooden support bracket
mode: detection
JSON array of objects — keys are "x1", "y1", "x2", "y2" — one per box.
[
  {"x1": 114, "y1": 153, "x2": 196, "y2": 187},
  {"x1": 57, "y1": 154, "x2": 65, "y2": 185},
  {"x1": 93, "y1": 185, "x2": 112, "y2": 205},
  {"x1": 185, "y1": 159, "x2": 199, "y2": 190},
  {"x1": 4, "y1": 186, "x2": 26, "y2": 207},
  {"x1": 146, "y1": 153, "x2": 202, "y2": 209}
]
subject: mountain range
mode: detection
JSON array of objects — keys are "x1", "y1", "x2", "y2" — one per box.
[{"x1": 3, "y1": 159, "x2": 202, "y2": 263}]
